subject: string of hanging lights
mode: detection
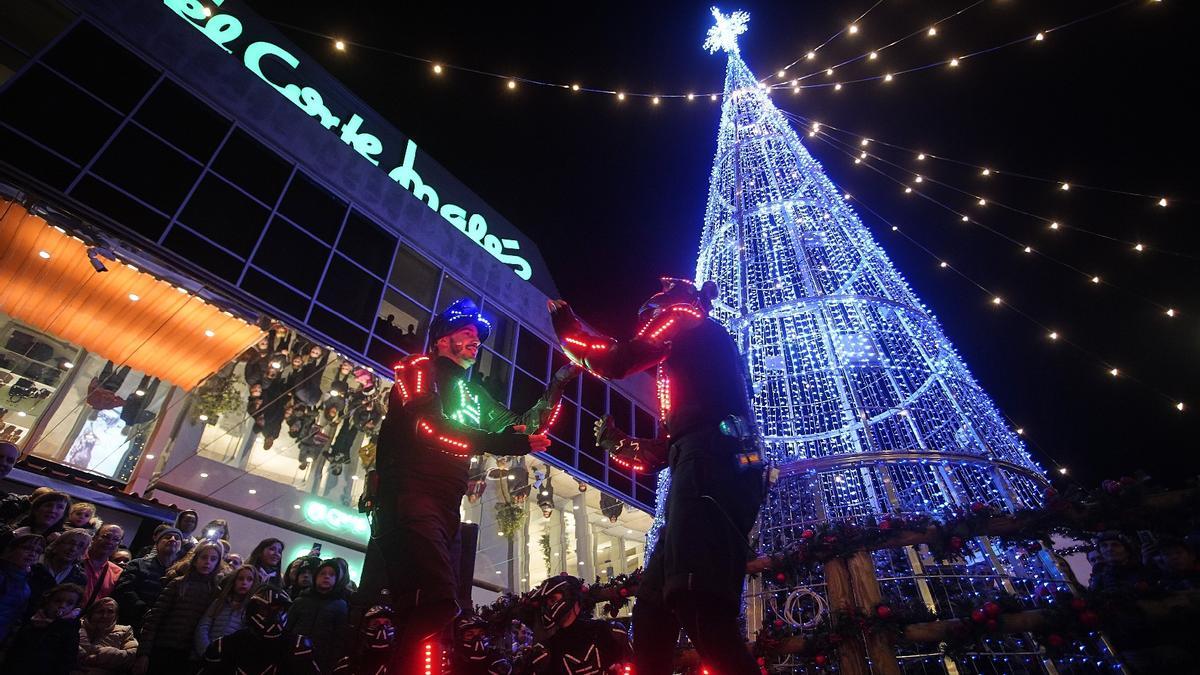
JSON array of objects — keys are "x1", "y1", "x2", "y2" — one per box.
[
  {"x1": 783, "y1": 110, "x2": 1186, "y2": 318},
  {"x1": 772, "y1": 115, "x2": 1179, "y2": 208},
  {"x1": 769, "y1": 0, "x2": 1144, "y2": 92},
  {"x1": 269, "y1": 0, "x2": 1157, "y2": 105},
  {"x1": 765, "y1": 0, "x2": 987, "y2": 86},
  {"x1": 842, "y1": 184, "x2": 1188, "y2": 419},
  {"x1": 789, "y1": 114, "x2": 1197, "y2": 266}
]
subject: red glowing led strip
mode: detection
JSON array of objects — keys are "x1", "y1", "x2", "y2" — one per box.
[
  {"x1": 544, "y1": 401, "x2": 563, "y2": 430},
  {"x1": 611, "y1": 453, "x2": 646, "y2": 473},
  {"x1": 423, "y1": 640, "x2": 435, "y2": 674},
  {"x1": 565, "y1": 335, "x2": 609, "y2": 351},
  {"x1": 418, "y1": 418, "x2": 471, "y2": 458},
  {"x1": 656, "y1": 367, "x2": 672, "y2": 415}
]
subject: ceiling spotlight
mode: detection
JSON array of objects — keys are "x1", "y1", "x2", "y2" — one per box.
[
  {"x1": 977, "y1": 198, "x2": 987, "y2": 206},
  {"x1": 38, "y1": 250, "x2": 50, "y2": 259},
  {"x1": 200, "y1": 472, "x2": 209, "y2": 478},
  {"x1": 128, "y1": 293, "x2": 140, "y2": 302},
  {"x1": 927, "y1": 27, "x2": 938, "y2": 37},
  {"x1": 686, "y1": 92, "x2": 694, "y2": 100},
  {"x1": 145, "y1": 454, "x2": 155, "y2": 460},
  {"x1": 63, "y1": 361, "x2": 74, "y2": 369},
  {"x1": 248, "y1": 489, "x2": 257, "y2": 495},
  {"x1": 204, "y1": 329, "x2": 215, "y2": 337},
  {"x1": 652, "y1": 96, "x2": 660, "y2": 105},
  {"x1": 914, "y1": 175, "x2": 923, "y2": 183},
  {"x1": 199, "y1": 414, "x2": 209, "y2": 422},
  {"x1": 134, "y1": 389, "x2": 145, "y2": 396}
]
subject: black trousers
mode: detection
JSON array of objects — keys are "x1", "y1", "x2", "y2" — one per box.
[
  {"x1": 633, "y1": 429, "x2": 764, "y2": 675},
  {"x1": 353, "y1": 488, "x2": 462, "y2": 668}
]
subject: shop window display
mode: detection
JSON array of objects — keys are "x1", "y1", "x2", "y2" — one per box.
[
  {"x1": 190, "y1": 322, "x2": 390, "y2": 508},
  {"x1": 31, "y1": 349, "x2": 171, "y2": 483},
  {"x1": 0, "y1": 316, "x2": 81, "y2": 449}
]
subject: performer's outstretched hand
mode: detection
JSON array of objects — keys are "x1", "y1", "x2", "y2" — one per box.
[
  {"x1": 512, "y1": 425, "x2": 552, "y2": 453},
  {"x1": 547, "y1": 299, "x2": 569, "y2": 313}
]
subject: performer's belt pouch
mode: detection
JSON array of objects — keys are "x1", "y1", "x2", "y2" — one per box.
[
  {"x1": 718, "y1": 414, "x2": 766, "y2": 470},
  {"x1": 358, "y1": 469, "x2": 380, "y2": 514}
]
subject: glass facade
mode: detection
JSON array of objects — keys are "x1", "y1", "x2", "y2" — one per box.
[{"x1": 0, "y1": 10, "x2": 658, "y2": 591}]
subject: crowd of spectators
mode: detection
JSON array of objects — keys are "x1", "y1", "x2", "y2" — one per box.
[
  {"x1": 1086, "y1": 529, "x2": 1200, "y2": 593},
  {"x1": 0, "y1": 441, "x2": 362, "y2": 673}
]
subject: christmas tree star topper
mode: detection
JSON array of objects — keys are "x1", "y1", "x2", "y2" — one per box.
[{"x1": 703, "y1": 7, "x2": 749, "y2": 55}]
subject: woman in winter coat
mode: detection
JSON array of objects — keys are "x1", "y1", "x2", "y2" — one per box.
[
  {"x1": 8, "y1": 490, "x2": 70, "y2": 538},
  {"x1": 74, "y1": 597, "x2": 137, "y2": 675},
  {"x1": 0, "y1": 532, "x2": 44, "y2": 642},
  {"x1": 245, "y1": 538, "x2": 284, "y2": 588},
  {"x1": 286, "y1": 557, "x2": 349, "y2": 673},
  {"x1": 193, "y1": 564, "x2": 256, "y2": 658},
  {"x1": 132, "y1": 541, "x2": 221, "y2": 675}
]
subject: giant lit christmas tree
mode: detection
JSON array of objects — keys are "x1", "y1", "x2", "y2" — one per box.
[{"x1": 691, "y1": 9, "x2": 1121, "y2": 672}]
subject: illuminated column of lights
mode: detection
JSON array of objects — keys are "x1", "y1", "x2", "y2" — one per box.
[
  {"x1": 685, "y1": 12, "x2": 1110, "y2": 673},
  {"x1": 695, "y1": 8, "x2": 1045, "y2": 520}
]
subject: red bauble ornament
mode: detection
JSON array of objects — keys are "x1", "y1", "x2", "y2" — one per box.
[
  {"x1": 1070, "y1": 597, "x2": 1087, "y2": 611},
  {"x1": 879, "y1": 519, "x2": 892, "y2": 530},
  {"x1": 757, "y1": 657, "x2": 766, "y2": 666},
  {"x1": 814, "y1": 654, "x2": 828, "y2": 666},
  {"x1": 619, "y1": 587, "x2": 630, "y2": 597},
  {"x1": 775, "y1": 572, "x2": 787, "y2": 583},
  {"x1": 984, "y1": 602, "x2": 1002, "y2": 618},
  {"x1": 971, "y1": 608, "x2": 987, "y2": 623},
  {"x1": 1047, "y1": 633, "x2": 1066, "y2": 648},
  {"x1": 986, "y1": 619, "x2": 999, "y2": 631},
  {"x1": 1079, "y1": 610, "x2": 1101, "y2": 627},
  {"x1": 875, "y1": 604, "x2": 893, "y2": 619},
  {"x1": 774, "y1": 619, "x2": 785, "y2": 629},
  {"x1": 822, "y1": 535, "x2": 838, "y2": 545},
  {"x1": 802, "y1": 529, "x2": 815, "y2": 539},
  {"x1": 949, "y1": 536, "x2": 964, "y2": 550}
]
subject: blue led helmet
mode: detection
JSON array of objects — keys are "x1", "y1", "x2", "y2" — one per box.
[{"x1": 429, "y1": 298, "x2": 492, "y2": 344}]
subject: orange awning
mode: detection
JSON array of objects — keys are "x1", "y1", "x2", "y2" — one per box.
[{"x1": 0, "y1": 199, "x2": 263, "y2": 390}]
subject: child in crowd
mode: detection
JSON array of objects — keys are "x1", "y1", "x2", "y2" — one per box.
[
  {"x1": 5, "y1": 582, "x2": 85, "y2": 675},
  {"x1": 67, "y1": 501, "x2": 102, "y2": 537},
  {"x1": 283, "y1": 555, "x2": 319, "y2": 599},
  {"x1": 194, "y1": 564, "x2": 257, "y2": 658},
  {"x1": 287, "y1": 557, "x2": 349, "y2": 673},
  {"x1": 246, "y1": 538, "x2": 285, "y2": 587},
  {"x1": 135, "y1": 541, "x2": 223, "y2": 675},
  {"x1": 174, "y1": 509, "x2": 200, "y2": 554},
  {"x1": 76, "y1": 596, "x2": 138, "y2": 675},
  {"x1": 30, "y1": 527, "x2": 90, "y2": 609},
  {"x1": 0, "y1": 532, "x2": 44, "y2": 642}
]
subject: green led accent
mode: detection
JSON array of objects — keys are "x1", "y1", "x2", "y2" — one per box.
[
  {"x1": 449, "y1": 380, "x2": 482, "y2": 427},
  {"x1": 302, "y1": 500, "x2": 370, "y2": 541}
]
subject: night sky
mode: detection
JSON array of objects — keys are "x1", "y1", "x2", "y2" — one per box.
[{"x1": 249, "y1": 0, "x2": 1198, "y2": 486}]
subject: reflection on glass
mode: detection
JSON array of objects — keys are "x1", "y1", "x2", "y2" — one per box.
[
  {"x1": 471, "y1": 349, "x2": 510, "y2": 405},
  {"x1": 437, "y1": 275, "x2": 479, "y2": 313},
  {"x1": 375, "y1": 289, "x2": 430, "y2": 354},
  {"x1": 480, "y1": 307, "x2": 516, "y2": 360},
  {"x1": 388, "y1": 244, "x2": 439, "y2": 309},
  {"x1": 182, "y1": 323, "x2": 389, "y2": 508}
]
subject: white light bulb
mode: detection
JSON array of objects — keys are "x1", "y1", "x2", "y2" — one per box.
[
  {"x1": 1035, "y1": 32, "x2": 1045, "y2": 41},
  {"x1": 334, "y1": 40, "x2": 345, "y2": 51},
  {"x1": 710, "y1": 94, "x2": 717, "y2": 101},
  {"x1": 248, "y1": 489, "x2": 257, "y2": 495},
  {"x1": 128, "y1": 293, "x2": 140, "y2": 302},
  {"x1": 904, "y1": 187, "x2": 912, "y2": 193},
  {"x1": 1177, "y1": 402, "x2": 1185, "y2": 412},
  {"x1": 1109, "y1": 368, "x2": 1119, "y2": 377},
  {"x1": 778, "y1": 69, "x2": 786, "y2": 77},
  {"x1": 978, "y1": 198, "x2": 987, "y2": 206},
  {"x1": 507, "y1": 79, "x2": 516, "y2": 89},
  {"x1": 1024, "y1": 246, "x2": 1033, "y2": 253},
  {"x1": 617, "y1": 92, "x2": 625, "y2": 100},
  {"x1": 204, "y1": 329, "x2": 215, "y2": 337},
  {"x1": 1058, "y1": 467, "x2": 1068, "y2": 475},
  {"x1": 826, "y1": 68, "x2": 834, "y2": 76},
  {"x1": 1158, "y1": 197, "x2": 1168, "y2": 207},
  {"x1": 1166, "y1": 308, "x2": 1176, "y2": 317},
  {"x1": 848, "y1": 24, "x2": 858, "y2": 34},
  {"x1": 807, "y1": 51, "x2": 816, "y2": 60},
  {"x1": 200, "y1": 472, "x2": 209, "y2": 478},
  {"x1": 981, "y1": 168, "x2": 991, "y2": 176},
  {"x1": 572, "y1": 83, "x2": 580, "y2": 91},
  {"x1": 1060, "y1": 182, "x2": 1070, "y2": 191},
  {"x1": 869, "y1": 51, "x2": 878, "y2": 60},
  {"x1": 1049, "y1": 222, "x2": 1059, "y2": 230},
  {"x1": 1134, "y1": 243, "x2": 1144, "y2": 252},
  {"x1": 961, "y1": 215, "x2": 969, "y2": 222},
  {"x1": 992, "y1": 297, "x2": 1002, "y2": 305},
  {"x1": 1091, "y1": 276, "x2": 1100, "y2": 284},
  {"x1": 1048, "y1": 332, "x2": 1058, "y2": 340},
  {"x1": 38, "y1": 250, "x2": 50, "y2": 259},
  {"x1": 1016, "y1": 428, "x2": 1025, "y2": 435},
  {"x1": 687, "y1": 92, "x2": 694, "y2": 100},
  {"x1": 432, "y1": 64, "x2": 443, "y2": 74},
  {"x1": 652, "y1": 96, "x2": 660, "y2": 105},
  {"x1": 915, "y1": 175, "x2": 923, "y2": 183},
  {"x1": 884, "y1": 73, "x2": 893, "y2": 82},
  {"x1": 939, "y1": 261, "x2": 948, "y2": 268},
  {"x1": 949, "y1": 58, "x2": 959, "y2": 67},
  {"x1": 860, "y1": 138, "x2": 869, "y2": 146}
]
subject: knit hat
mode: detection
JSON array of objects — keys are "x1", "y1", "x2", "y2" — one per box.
[{"x1": 154, "y1": 527, "x2": 184, "y2": 542}]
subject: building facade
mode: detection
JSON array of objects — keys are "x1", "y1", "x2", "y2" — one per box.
[{"x1": 0, "y1": 0, "x2": 655, "y2": 599}]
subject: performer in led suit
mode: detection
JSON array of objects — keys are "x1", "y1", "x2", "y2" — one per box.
[
  {"x1": 356, "y1": 298, "x2": 578, "y2": 669},
  {"x1": 199, "y1": 587, "x2": 319, "y2": 675},
  {"x1": 524, "y1": 575, "x2": 632, "y2": 674},
  {"x1": 549, "y1": 279, "x2": 765, "y2": 675},
  {"x1": 452, "y1": 614, "x2": 512, "y2": 675},
  {"x1": 333, "y1": 601, "x2": 397, "y2": 675}
]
